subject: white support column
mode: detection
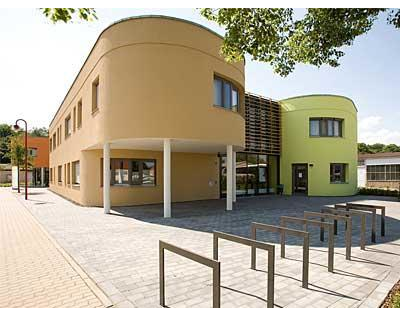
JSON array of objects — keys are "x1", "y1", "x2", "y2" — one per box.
[
  {"x1": 103, "y1": 142, "x2": 111, "y2": 214},
  {"x1": 233, "y1": 151, "x2": 236, "y2": 202},
  {"x1": 163, "y1": 139, "x2": 171, "y2": 218},
  {"x1": 41, "y1": 167, "x2": 45, "y2": 187},
  {"x1": 226, "y1": 145, "x2": 233, "y2": 211}
]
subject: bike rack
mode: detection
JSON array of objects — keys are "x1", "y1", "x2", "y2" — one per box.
[
  {"x1": 250, "y1": 222, "x2": 310, "y2": 288},
  {"x1": 213, "y1": 231, "x2": 275, "y2": 308},
  {"x1": 159, "y1": 240, "x2": 221, "y2": 308},
  {"x1": 304, "y1": 211, "x2": 352, "y2": 260},
  {"x1": 280, "y1": 216, "x2": 335, "y2": 272}
]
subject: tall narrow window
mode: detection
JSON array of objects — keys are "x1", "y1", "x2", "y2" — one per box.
[
  {"x1": 66, "y1": 162, "x2": 71, "y2": 185},
  {"x1": 310, "y1": 120, "x2": 320, "y2": 136},
  {"x1": 73, "y1": 107, "x2": 76, "y2": 132},
  {"x1": 65, "y1": 115, "x2": 72, "y2": 138},
  {"x1": 77, "y1": 100, "x2": 82, "y2": 128},
  {"x1": 53, "y1": 133, "x2": 56, "y2": 150},
  {"x1": 58, "y1": 165, "x2": 62, "y2": 183},
  {"x1": 92, "y1": 77, "x2": 99, "y2": 113},
  {"x1": 213, "y1": 78, "x2": 222, "y2": 106},
  {"x1": 72, "y1": 161, "x2": 80, "y2": 185}
]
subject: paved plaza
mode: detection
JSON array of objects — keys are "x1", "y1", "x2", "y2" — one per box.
[
  {"x1": 3, "y1": 187, "x2": 400, "y2": 308},
  {"x1": 0, "y1": 189, "x2": 105, "y2": 308}
]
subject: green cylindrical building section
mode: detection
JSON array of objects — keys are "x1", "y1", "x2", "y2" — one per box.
[{"x1": 280, "y1": 95, "x2": 358, "y2": 196}]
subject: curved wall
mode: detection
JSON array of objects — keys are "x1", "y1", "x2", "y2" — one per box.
[{"x1": 280, "y1": 95, "x2": 358, "y2": 196}]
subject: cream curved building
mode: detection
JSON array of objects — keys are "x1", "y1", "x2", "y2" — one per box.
[
  {"x1": 49, "y1": 16, "x2": 359, "y2": 216},
  {"x1": 49, "y1": 16, "x2": 245, "y2": 215}
]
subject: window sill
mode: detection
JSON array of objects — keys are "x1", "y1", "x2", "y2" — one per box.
[
  {"x1": 92, "y1": 108, "x2": 100, "y2": 116},
  {"x1": 107, "y1": 184, "x2": 157, "y2": 188},
  {"x1": 330, "y1": 182, "x2": 348, "y2": 184},
  {"x1": 213, "y1": 104, "x2": 239, "y2": 113},
  {"x1": 310, "y1": 136, "x2": 343, "y2": 138}
]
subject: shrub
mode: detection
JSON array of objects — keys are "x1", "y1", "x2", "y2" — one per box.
[
  {"x1": 0, "y1": 183, "x2": 11, "y2": 187},
  {"x1": 358, "y1": 187, "x2": 400, "y2": 198}
]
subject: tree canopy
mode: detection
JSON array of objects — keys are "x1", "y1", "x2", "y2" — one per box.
[
  {"x1": 29, "y1": 127, "x2": 49, "y2": 137},
  {"x1": 358, "y1": 142, "x2": 400, "y2": 154},
  {"x1": 40, "y1": 8, "x2": 97, "y2": 23},
  {"x1": 200, "y1": 8, "x2": 400, "y2": 76}
]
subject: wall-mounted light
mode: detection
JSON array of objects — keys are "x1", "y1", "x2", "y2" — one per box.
[{"x1": 309, "y1": 164, "x2": 314, "y2": 167}]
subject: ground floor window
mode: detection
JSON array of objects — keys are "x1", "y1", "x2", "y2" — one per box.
[
  {"x1": 72, "y1": 161, "x2": 80, "y2": 185},
  {"x1": 330, "y1": 163, "x2": 347, "y2": 183},
  {"x1": 220, "y1": 152, "x2": 279, "y2": 197},
  {"x1": 367, "y1": 164, "x2": 400, "y2": 181},
  {"x1": 58, "y1": 165, "x2": 62, "y2": 183},
  {"x1": 103, "y1": 158, "x2": 156, "y2": 186}
]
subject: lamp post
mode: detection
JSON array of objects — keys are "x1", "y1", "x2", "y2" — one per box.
[{"x1": 14, "y1": 119, "x2": 28, "y2": 200}]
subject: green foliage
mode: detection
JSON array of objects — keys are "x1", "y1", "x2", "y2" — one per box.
[
  {"x1": 40, "y1": 8, "x2": 97, "y2": 23},
  {"x1": 200, "y1": 8, "x2": 399, "y2": 76},
  {"x1": 0, "y1": 183, "x2": 11, "y2": 187},
  {"x1": 29, "y1": 127, "x2": 49, "y2": 137},
  {"x1": 358, "y1": 187, "x2": 399, "y2": 198},
  {"x1": 5, "y1": 134, "x2": 34, "y2": 168},
  {"x1": 358, "y1": 143, "x2": 400, "y2": 154},
  {"x1": 0, "y1": 124, "x2": 15, "y2": 164}
]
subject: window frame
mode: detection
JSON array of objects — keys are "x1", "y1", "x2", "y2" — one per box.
[
  {"x1": 213, "y1": 75, "x2": 240, "y2": 112},
  {"x1": 72, "y1": 160, "x2": 80, "y2": 185},
  {"x1": 92, "y1": 77, "x2": 99, "y2": 114},
  {"x1": 367, "y1": 164, "x2": 400, "y2": 181},
  {"x1": 102, "y1": 158, "x2": 157, "y2": 187},
  {"x1": 309, "y1": 118, "x2": 343, "y2": 137},
  {"x1": 330, "y1": 163, "x2": 347, "y2": 184},
  {"x1": 77, "y1": 99, "x2": 82, "y2": 128},
  {"x1": 65, "y1": 114, "x2": 72, "y2": 139},
  {"x1": 57, "y1": 165, "x2": 62, "y2": 184}
]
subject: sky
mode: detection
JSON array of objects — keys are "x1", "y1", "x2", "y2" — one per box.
[{"x1": 0, "y1": 8, "x2": 399, "y2": 144}]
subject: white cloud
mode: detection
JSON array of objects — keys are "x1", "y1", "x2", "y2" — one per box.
[{"x1": 358, "y1": 116, "x2": 400, "y2": 144}]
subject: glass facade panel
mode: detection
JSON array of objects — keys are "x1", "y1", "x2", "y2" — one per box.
[
  {"x1": 236, "y1": 153, "x2": 247, "y2": 196},
  {"x1": 222, "y1": 81, "x2": 231, "y2": 108},
  {"x1": 142, "y1": 161, "x2": 155, "y2": 185},
  {"x1": 310, "y1": 120, "x2": 319, "y2": 136},
  {"x1": 258, "y1": 155, "x2": 268, "y2": 194}
]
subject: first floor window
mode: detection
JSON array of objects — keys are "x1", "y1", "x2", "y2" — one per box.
[
  {"x1": 310, "y1": 118, "x2": 343, "y2": 137},
  {"x1": 72, "y1": 161, "x2": 80, "y2": 185},
  {"x1": 213, "y1": 76, "x2": 240, "y2": 112},
  {"x1": 65, "y1": 115, "x2": 72, "y2": 138},
  {"x1": 106, "y1": 158, "x2": 156, "y2": 186},
  {"x1": 330, "y1": 163, "x2": 346, "y2": 183}
]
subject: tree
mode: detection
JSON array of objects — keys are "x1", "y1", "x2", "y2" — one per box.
[
  {"x1": 40, "y1": 8, "x2": 97, "y2": 23},
  {"x1": 29, "y1": 127, "x2": 49, "y2": 137},
  {"x1": 0, "y1": 124, "x2": 15, "y2": 164},
  {"x1": 200, "y1": 8, "x2": 400, "y2": 76},
  {"x1": 384, "y1": 144, "x2": 400, "y2": 152},
  {"x1": 5, "y1": 134, "x2": 34, "y2": 168},
  {"x1": 358, "y1": 142, "x2": 371, "y2": 154}
]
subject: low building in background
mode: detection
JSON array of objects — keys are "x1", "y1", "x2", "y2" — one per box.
[
  {"x1": 11, "y1": 136, "x2": 49, "y2": 187},
  {"x1": 358, "y1": 152, "x2": 400, "y2": 190}
]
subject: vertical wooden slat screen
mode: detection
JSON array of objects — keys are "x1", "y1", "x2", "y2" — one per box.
[{"x1": 244, "y1": 93, "x2": 281, "y2": 155}]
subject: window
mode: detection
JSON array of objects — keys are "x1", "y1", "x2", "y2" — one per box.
[
  {"x1": 72, "y1": 161, "x2": 80, "y2": 185},
  {"x1": 49, "y1": 139, "x2": 52, "y2": 152},
  {"x1": 330, "y1": 163, "x2": 347, "y2": 183},
  {"x1": 77, "y1": 100, "x2": 82, "y2": 128},
  {"x1": 92, "y1": 77, "x2": 99, "y2": 113},
  {"x1": 105, "y1": 158, "x2": 156, "y2": 186},
  {"x1": 213, "y1": 76, "x2": 240, "y2": 112},
  {"x1": 310, "y1": 118, "x2": 343, "y2": 137},
  {"x1": 367, "y1": 164, "x2": 400, "y2": 181},
  {"x1": 73, "y1": 107, "x2": 76, "y2": 132},
  {"x1": 50, "y1": 168, "x2": 53, "y2": 183},
  {"x1": 65, "y1": 115, "x2": 72, "y2": 138},
  {"x1": 52, "y1": 133, "x2": 56, "y2": 150},
  {"x1": 66, "y1": 163, "x2": 71, "y2": 185},
  {"x1": 59, "y1": 125, "x2": 62, "y2": 144},
  {"x1": 58, "y1": 165, "x2": 62, "y2": 183},
  {"x1": 28, "y1": 147, "x2": 37, "y2": 157}
]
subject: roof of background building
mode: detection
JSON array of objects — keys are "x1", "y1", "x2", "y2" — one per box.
[{"x1": 358, "y1": 152, "x2": 400, "y2": 160}]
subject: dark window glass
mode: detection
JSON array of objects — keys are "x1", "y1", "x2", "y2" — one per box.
[
  {"x1": 109, "y1": 158, "x2": 156, "y2": 186},
  {"x1": 330, "y1": 163, "x2": 346, "y2": 183},
  {"x1": 310, "y1": 118, "x2": 343, "y2": 137},
  {"x1": 213, "y1": 76, "x2": 239, "y2": 112},
  {"x1": 131, "y1": 161, "x2": 140, "y2": 185}
]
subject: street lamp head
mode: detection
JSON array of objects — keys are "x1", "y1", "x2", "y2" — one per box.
[{"x1": 13, "y1": 124, "x2": 20, "y2": 130}]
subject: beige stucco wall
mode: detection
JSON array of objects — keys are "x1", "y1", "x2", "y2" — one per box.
[
  {"x1": 50, "y1": 149, "x2": 219, "y2": 206},
  {"x1": 48, "y1": 16, "x2": 243, "y2": 206}
]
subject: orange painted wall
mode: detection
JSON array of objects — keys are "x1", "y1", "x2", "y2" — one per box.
[{"x1": 27, "y1": 136, "x2": 49, "y2": 168}]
